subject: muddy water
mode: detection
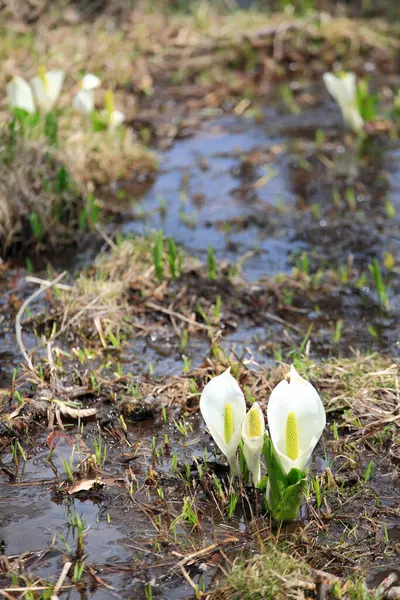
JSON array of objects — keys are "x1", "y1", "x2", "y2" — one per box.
[
  {"x1": 0, "y1": 416, "x2": 235, "y2": 599},
  {"x1": 122, "y1": 116, "x2": 308, "y2": 282},
  {"x1": 1, "y1": 100, "x2": 400, "y2": 597}
]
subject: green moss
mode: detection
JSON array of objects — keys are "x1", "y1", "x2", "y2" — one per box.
[{"x1": 223, "y1": 544, "x2": 311, "y2": 600}]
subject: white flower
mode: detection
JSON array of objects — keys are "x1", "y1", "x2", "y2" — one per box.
[
  {"x1": 6, "y1": 76, "x2": 35, "y2": 114},
  {"x1": 200, "y1": 368, "x2": 246, "y2": 476},
  {"x1": 323, "y1": 72, "x2": 364, "y2": 134},
  {"x1": 31, "y1": 66, "x2": 65, "y2": 113},
  {"x1": 103, "y1": 89, "x2": 125, "y2": 131},
  {"x1": 80, "y1": 74, "x2": 101, "y2": 90},
  {"x1": 72, "y1": 73, "x2": 101, "y2": 115},
  {"x1": 241, "y1": 402, "x2": 265, "y2": 486},
  {"x1": 267, "y1": 366, "x2": 326, "y2": 474}
]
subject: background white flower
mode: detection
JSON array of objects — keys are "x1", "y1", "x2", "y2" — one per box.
[
  {"x1": 7, "y1": 76, "x2": 35, "y2": 114},
  {"x1": 72, "y1": 73, "x2": 101, "y2": 115},
  {"x1": 31, "y1": 67, "x2": 65, "y2": 113},
  {"x1": 103, "y1": 89, "x2": 125, "y2": 131},
  {"x1": 323, "y1": 72, "x2": 364, "y2": 134}
]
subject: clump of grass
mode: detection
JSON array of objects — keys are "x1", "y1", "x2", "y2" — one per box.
[
  {"x1": 51, "y1": 234, "x2": 194, "y2": 339},
  {"x1": 222, "y1": 544, "x2": 311, "y2": 600},
  {"x1": 64, "y1": 128, "x2": 157, "y2": 187},
  {"x1": 0, "y1": 127, "x2": 84, "y2": 255}
]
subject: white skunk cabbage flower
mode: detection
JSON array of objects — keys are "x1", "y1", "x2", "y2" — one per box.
[
  {"x1": 72, "y1": 73, "x2": 101, "y2": 115},
  {"x1": 267, "y1": 366, "x2": 325, "y2": 474},
  {"x1": 6, "y1": 76, "x2": 36, "y2": 114},
  {"x1": 241, "y1": 402, "x2": 265, "y2": 486},
  {"x1": 323, "y1": 72, "x2": 364, "y2": 134},
  {"x1": 200, "y1": 368, "x2": 246, "y2": 476},
  {"x1": 31, "y1": 66, "x2": 65, "y2": 113},
  {"x1": 103, "y1": 89, "x2": 125, "y2": 131}
]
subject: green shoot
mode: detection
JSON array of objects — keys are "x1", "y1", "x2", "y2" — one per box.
[
  {"x1": 144, "y1": 583, "x2": 153, "y2": 600},
  {"x1": 93, "y1": 433, "x2": 107, "y2": 468},
  {"x1": 29, "y1": 212, "x2": 44, "y2": 241},
  {"x1": 227, "y1": 491, "x2": 239, "y2": 518},
  {"x1": 332, "y1": 319, "x2": 343, "y2": 344},
  {"x1": 62, "y1": 451, "x2": 75, "y2": 483},
  {"x1": 168, "y1": 236, "x2": 180, "y2": 279},
  {"x1": 312, "y1": 476, "x2": 322, "y2": 509},
  {"x1": 369, "y1": 258, "x2": 389, "y2": 309},
  {"x1": 363, "y1": 460, "x2": 374, "y2": 482},
  {"x1": 207, "y1": 246, "x2": 216, "y2": 280},
  {"x1": 154, "y1": 230, "x2": 164, "y2": 282}
]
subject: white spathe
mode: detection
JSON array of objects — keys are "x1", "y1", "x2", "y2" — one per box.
[
  {"x1": 108, "y1": 110, "x2": 125, "y2": 130},
  {"x1": 323, "y1": 72, "x2": 364, "y2": 134},
  {"x1": 72, "y1": 89, "x2": 95, "y2": 115},
  {"x1": 72, "y1": 74, "x2": 101, "y2": 115},
  {"x1": 241, "y1": 402, "x2": 265, "y2": 486},
  {"x1": 6, "y1": 76, "x2": 36, "y2": 114},
  {"x1": 80, "y1": 74, "x2": 101, "y2": 90},
  {"x1": 267, "y1": 366, "x2": 326, "y2": 474},
  {"x1": 200, "y1": 368, "x2": 246, "y2": 475},
  {"x1": 31, "y1": 69, "x2": 65, "y2": 113}
]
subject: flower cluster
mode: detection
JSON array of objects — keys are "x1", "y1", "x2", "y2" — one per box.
[
  {"x1": 6, "y1": 67, "x2": 124, "y2": 130},
  {"x1": 200, "y1": 366, "x2": 326, "y2": 521}
]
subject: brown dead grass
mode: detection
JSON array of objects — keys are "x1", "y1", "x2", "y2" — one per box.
[
  {"x1": 46, "y1": 236, "x2": 202, "y2": 341},
  {"x1": 0, "y1": 132, "x2": 83, "y2": 255},
  {"x1": 64, "y1": 128, "x2": 157, "y2": 187}
]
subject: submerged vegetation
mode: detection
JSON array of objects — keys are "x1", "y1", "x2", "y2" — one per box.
[{"x1": 0, "y1": 1, "x2": 399, "y2": 599}]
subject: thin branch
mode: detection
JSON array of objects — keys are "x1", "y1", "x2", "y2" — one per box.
[{"x1": 15, "y1": 272, "x2": 66, "y2": 371}]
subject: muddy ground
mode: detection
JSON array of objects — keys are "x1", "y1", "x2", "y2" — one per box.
[{"x1": 0, "y1": 2, "x2": 399, "y2": 599}]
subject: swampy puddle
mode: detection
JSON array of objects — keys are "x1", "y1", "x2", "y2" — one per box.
[
  {"x1": 0, "y1": 416, "x2": 240, "y2": 599},
  {"x1": 1, "y1": 407, "x2": 399, "y2": 598},
  {"x1": 122, "y1": 115, "x2": 306, "y2": 282},
  {"x1": 1, "y1": 91, "x2": 400, "y2": 599}
]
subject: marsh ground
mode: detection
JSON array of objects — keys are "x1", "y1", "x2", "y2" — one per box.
[{"x1": 0, "y1": 2, "x2": 399, "y2": 599}]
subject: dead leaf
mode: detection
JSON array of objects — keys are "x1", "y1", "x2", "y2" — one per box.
[
  {"x1": 67, "y1": 479, "x2": 101, "y2": 495},
  {"x1": 55, "y1": 402, "x2": 97, "y2": 419},
  {"x1": 46, "y1": 430, "x2": 74, "y2": 449}
]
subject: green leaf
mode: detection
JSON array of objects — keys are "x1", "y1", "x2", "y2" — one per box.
[
  {"x1": 262, "y1": 435, "x2": 306, "y2": 522},
  {"x1": 273, "y1": 477, "x2": 307, "y2": 521}
]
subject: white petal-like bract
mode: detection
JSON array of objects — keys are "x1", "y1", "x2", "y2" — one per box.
[
  {"x1": 109, "y1": 110, "x2": 125, "y2": 130},
  {"x1": 80, "y1": 73, "x2": 101, "y2": 90},
  {"x1": 6, "y1": 77, "x2": 35, "y2": 114},
  {"x1": 323, "y1": 72, "x2": 364, "y2": 134},
  {"x1": 267, "y1": 366, "x2": 326, "y2": 474},
  {"x1": 200, "y1": 368, "x2": 246, "y2": 474},
  {"x1": 241, "y1": 402, "x2": 265, "y2": 486},
  {"x1": 31, "y1": 69, "x2": 65, "y2": 113},
  {"x1": 73, "y1": 89, "x2": 95, "y2": 115}
]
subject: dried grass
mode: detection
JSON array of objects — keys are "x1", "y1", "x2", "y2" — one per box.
[
  {"x1": 0, "y1": 132, "x2": 83, "y2": 255},
  {"x1": 64, "y1": 128, "x2": 157, "y2": 187}
]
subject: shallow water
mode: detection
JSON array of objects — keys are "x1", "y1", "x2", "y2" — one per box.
[
  {"x1": 1, "y1": 97, "x2": 400, "y2": 597},
  {"x1": 122, "y1": 116, "x2": 307, "y2": 282}
]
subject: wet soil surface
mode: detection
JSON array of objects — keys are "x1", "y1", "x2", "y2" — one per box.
[{"x1": 1, "y1": 82, "x2": 400, "y2": 598}]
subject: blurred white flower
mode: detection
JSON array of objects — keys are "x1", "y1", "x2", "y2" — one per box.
[
  {"x1": 72, "y1": 73, "x2": 101, "y2": 115},
  {"x1": 323, "y1": 72, "x2": 364, "y2": 134},
  {"x1": 103, "y1": 89, "x2": 125, "y2": 131},
  {"x1": 6, "y1": 76, "x2": 35, "y2": 114},
  {"x1": 31, "y1": 66, "x2": 65, "y2": 113}
]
